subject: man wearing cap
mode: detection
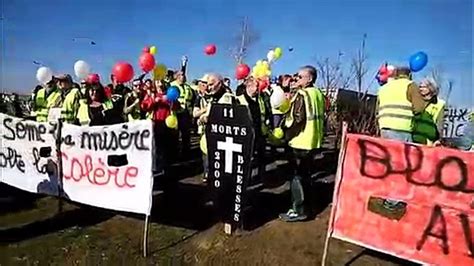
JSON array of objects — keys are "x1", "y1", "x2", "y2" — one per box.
[
  {"x1": 32, "y1": 77, "x2": 62, "y2": 122},
  {"x1": 57, "y1": 74, "x2": 81, "y2": 124}
]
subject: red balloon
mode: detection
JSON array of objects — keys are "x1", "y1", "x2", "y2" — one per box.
[
  {"x1": 378, "y1": 64, "x2": 388, "y2": 75},
  {"x1": 204, "y1": 44, "x2": 217, "y2": 55},
  {"x1": 112, "y1": 62, "x2": 134, "y2": 83},
  {"x1": 139, "y1": 52, "x2": 155, "y2": 72},
  {"x1": 235, "y1": 64, "x2": 250, "y2": 80},
  {"x1": 143, "y1": 46, "x2": 150, "y2": 53},
  {"x1": 86, "y1": 73, "x2": 100, "y2": 84}
]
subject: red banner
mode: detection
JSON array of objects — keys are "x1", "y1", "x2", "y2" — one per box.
[{"x1": 331, "y1": 134, "x2": 474, "y2": 265}]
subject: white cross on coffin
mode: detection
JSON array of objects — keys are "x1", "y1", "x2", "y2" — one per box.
[{"x1": 217, "y1": 137, "x2": 242, "y2": 174}]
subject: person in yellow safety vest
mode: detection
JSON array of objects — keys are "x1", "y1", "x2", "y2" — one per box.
[
  {"x1": 193, "y1": 74, "x2": 211, "y2": 135},
  {"x1": 32, "y1": 78, "x2": 62, "y2": 122},
  {"x1": 376, "y1": 67, "x2": 428, "y2": 210},
  {"x1": 197, "y1": 73, "x2": 235, "y2": 182},
  {"x1": 236, "y1": 76, "x2": 272, "y2": 180},
  {"x1": 124, "y1": 79, "x2": 143, "y2": 121},
  {"x1": 171, "y1": 70, "x2": 195, "y2": 159},
  {"x1": 57, "y1": 74, "x2": 81, "y2": 124},
  {"x1": 279, "y1": 65, "x2": 325, "y2": 223},
  {"x1": 413, "y1": 78, "x2": 446, "y2": 146},
  {"x1": 77, "y1": 82, "x2": 113, "y2": 126},
  {"x1": 377, "y1": 67, "x2": 427, "y2": 142}
]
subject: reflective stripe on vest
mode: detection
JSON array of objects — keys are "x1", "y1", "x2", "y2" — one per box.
[
  {"x1": 237, "y1": 94, "x2": 268, "y2": 135},
  {"x1": 77, "y1": 100, "x2": 90, "y2": 126},
  {"x1": 413, "y1": 99, "x2": 445, "y2": 145},
  {"x1": 377, "y1": 78, "x2": 414, "y2": 132},
  {"x1": 200, "y1": 92, "x2": 235, "y2": 154},
  {"x1": 61, "y1": 89, "x2": 80, "y2": 123},
  {"x1": 172, "y1": 81, "x2": 193, "y2": 112},
  {"x1": 36, "y1": 88, "x2": 61, "y2": 122},
  {"x1": 286, "y1": 87, "x2": 325, "y2": 150}
]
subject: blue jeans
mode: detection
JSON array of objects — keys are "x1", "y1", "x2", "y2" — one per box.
[{"x1": 380, "y1": 129, "x2": 413, "y2": 143}]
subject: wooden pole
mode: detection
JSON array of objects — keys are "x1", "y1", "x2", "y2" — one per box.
[
  {"x1": 56, "y1": 120, "x2": 64, "y2": 214},
  {"x1": 143, "y1": 215, "x2": 149, "y2": 257},
  {"x1": 322, "y1": 122, "x2": 348, "y2": 266}
]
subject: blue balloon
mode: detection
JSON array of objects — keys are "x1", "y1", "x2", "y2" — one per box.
[
  {"x1": 166, "y1": 86, "x2": 180, "y2": 102},
  {"x1": 409, "y1": 51, "x2": 428, "y2": 72}
]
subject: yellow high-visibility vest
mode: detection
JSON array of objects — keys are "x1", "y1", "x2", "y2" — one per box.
[
  {"x1": 171, "y1": 81, "x2": 194, "y2": 113},
  {"x1": 236, "y1": 94, "x2": 269, "y2": 136},
  {"x1": 377, "y1": 78, "x2": 414, "y2": 132},
  {"x1": 61, "y1": 88, "x2": 80, "y2": 124},
  {"x1": 34, "y1": 87, "x2": 61, "y2": 122},
  {"x1": 413, "y1": 99, "x2": 445, "y2": 145},
  {"x1": 285, "y1": 87, "x2": 325, "y2": 150}
]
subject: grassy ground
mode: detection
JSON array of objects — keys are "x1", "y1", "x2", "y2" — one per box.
[{"x1": 0, "y1": 136, "x2": 414, "y2": 265}]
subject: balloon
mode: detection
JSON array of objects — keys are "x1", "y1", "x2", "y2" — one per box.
[
  {"x1": 149, "y1": 46, "x2": 157, "y2": 55},
  {"x1": 153, "y1": 64, "x2": 167, "y2": 80},
  {"x1": 36, "y1": 67, "x2": 53, "y2": 84},
  {"x1": 139, "y1": 52, "x2": 155, "y2": 72},
  {"x1": 409, "y1": 51, "x2": 428, "y2": 72},
  {"x1": 166, "y1": 86, "x2": 180, "y2": 102},
  {"x1": 112, "y1": 62, "x2": 134, "y2": 83},
  {"x1": 235, "y1": 64, "x2": 250, "y2": 80},
  {"x1": 267, "y1": 50, "x2": 275, "y2": 62},
  {"x1": 288, "y1": 47, "x2": 294, "y2": 52},
  {"x1": 273, "y1": 128, "x2": 284, "y2": 139},
  {"x1": 74, "y1": 60, "x2": 91, "y2": 79},
  {"x1": 165, "y1": 114, "x2": 178, "y2": 129},
  {"x1": 204, "y1": 44, "x2": 217, "y2": 55},
  {"x1": 258, "y1": 78, "x2": 269, "y2": 92},
  {"x1": 270, "y1": 86, "x2": 286, "y2": 108},
  {"x1": 274, "y1": 47, "x2": 283, "y2": 59},
  {"x1": 86, "y1": 73, "x2": 100, "y2": 84},
  {"x1": 142, "y1": 46, "x2": 150, "y2": 53}
]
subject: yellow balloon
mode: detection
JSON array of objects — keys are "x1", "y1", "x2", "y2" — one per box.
[
  {"x1": 165, "y1": 115, "x2": 178, "y2": 129},
  {"x1": 150, "y1": 46, "x2": 157, "y2": 55},
  {"x1": 274, "y1": 47, "x2": 283, "y2": 59},
  {"x1": 278, "y1": 99, "x2": 291, "y2": 113},
  {"x1": 153, "y1": 64, "x2": 167, "y2": 80},
  {"x1": 273, "y1": 128, "x2": 284, "y2": 139}
]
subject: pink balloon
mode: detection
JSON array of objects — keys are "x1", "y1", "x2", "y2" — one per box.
[
  {"x1": 143, "y1": 46, "x2": 150, "y2": 53},
  {"x1": 204, "y1": 44, "x2": 217, "y2": 55}
]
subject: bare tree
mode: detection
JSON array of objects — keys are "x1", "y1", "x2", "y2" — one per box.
[
  {"x1": 350, "y1": 34, "x2": 369, "y2": 94},
  {"x1": 430, "y1": 66, "x2": 454, "y2": 105},
  {"x1": 316, "y1": 51, "x2": 351, "y2": 95},
  {"x1": 229, "y1": 17, "x2": 260, "y2": 65}
]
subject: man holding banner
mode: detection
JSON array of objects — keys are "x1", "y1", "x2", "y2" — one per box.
[{"x1": 279, "y1": 65, "x2": 325, "y2": 222}]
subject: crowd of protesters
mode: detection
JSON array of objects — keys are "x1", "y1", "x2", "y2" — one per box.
[{"x1": 20, "y1": 59, "x2": 473, "y2": 222}]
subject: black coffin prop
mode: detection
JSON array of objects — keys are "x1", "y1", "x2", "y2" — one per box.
[{"x1": 205, "y1": 103, "x2": 255, "y2": 230}]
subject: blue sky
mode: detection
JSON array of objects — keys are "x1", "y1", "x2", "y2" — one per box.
[{"x1": 2, "y1": 0, "x2": 472, "y2": 106}]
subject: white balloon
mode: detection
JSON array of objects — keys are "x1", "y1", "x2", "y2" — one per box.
[
  {"x1": 74, "y1": 60, "x2": 91, "y2": 79},
  {"x1": 36, "y1": 67, "x2": 53, "y2": 84},
  {"x1": 270, "y1": 86, "x2": 285, "y2": 108},
  {"x1": 267, "y1": 50, "x2": 275, "y2": 63}
]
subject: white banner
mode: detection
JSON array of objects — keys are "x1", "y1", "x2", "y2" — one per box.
[
  {"x1": 443, "y1": 106, "x2": 472, "y2": 138},
  {"x1": 0, "y1": 113, "x2": 59, "y2": 195},
  {"x1": 60, "y1": 120, "x2": 154, "y2": 215}
]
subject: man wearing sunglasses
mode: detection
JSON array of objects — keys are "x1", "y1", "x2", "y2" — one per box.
[{"x1": 279, "y1": 65, "x2": 325, "y2": 222}]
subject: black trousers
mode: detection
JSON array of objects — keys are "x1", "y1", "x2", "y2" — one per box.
[
  {"x1": 177, "y1": 111, "x2": 191, "y2": 156},
  {"x1": 286, "y1": 148, "x2": 316, "y2": 215},
  {"x1": 153, "y1": 121, "x2": 174, "y2": 173}
]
